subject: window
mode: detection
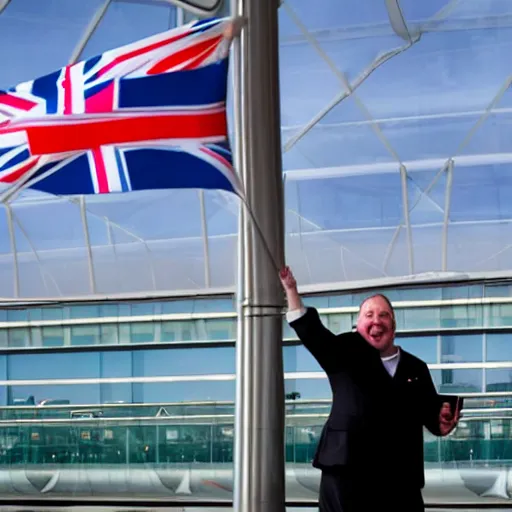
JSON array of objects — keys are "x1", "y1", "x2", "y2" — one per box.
[
  {"x1": 433, "y1": 369, "x2": 482, "y2": 393},
  {"x1": 71, "y1": 326, "x2": 100, "y2": 346},
  {"x1": 130, "y1": 323, "x2": 155, "y2": 344},
  {"x1": 8, "y1": 328, "x2": 30, "y2": 348},
  {"x1": 41, "y1": 327, "x2": 64, "y2": 348},
  {"x1": 486, "y1": 369, "x2": 512, "y2": 392},
  {"x1": 487, "y1": 304, "x2": 512, "y2": 328},
  {"x1": 440, "y1": 305, "x2": 483, "y2": 328},
  {"x1": 204, "y1": 319, "x2": 236, "y2": 341},
  {"x1": 402, "y1": 307, "x2": 440, "y2": 330},
  {"x1": 441, "y1": 334, "x2": 483, "y2": 363},
  {"x1": 283, "y1": 346, "x2": 322, "y2": 373},
  {"x1": 398, "y1": 335, "x2": 437, "y2": 364},
  {"x1": 487, "y1": 333, "x2": 512, "y2": 362}
]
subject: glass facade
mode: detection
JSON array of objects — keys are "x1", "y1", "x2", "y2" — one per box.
[{"x1": 0, "y1": 282, "x2": 509, "y2": 504}]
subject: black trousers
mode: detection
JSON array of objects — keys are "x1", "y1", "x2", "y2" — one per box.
[{"x1": 318, "y1": 468, "x2": 424, "y2": 512}]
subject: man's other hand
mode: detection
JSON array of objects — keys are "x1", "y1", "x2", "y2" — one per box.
[{"x1": 439, "y1": 401, "x2": 460, "y2": 436}]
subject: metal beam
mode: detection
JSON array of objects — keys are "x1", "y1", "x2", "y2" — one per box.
[
  {"x1": 0, "y1": 0, "x2": 10, "y2": 14},
  {"x1": 199, "y1": 190, "x2": 211, "y2": 287},
  {"x1": 385, "y1": 0, "x2": 416, "y2": 41},
  {"x1": 5, "y1": 205, "x2": 19, "y2": 298},
  {"x1": 234, "y1": 0, "x2": 286, "y2": 511},
  {"x1": 442, "y1": 159, "x2": 454, "y2": 271},
  {"x1": 283, "y1": 152, "x2": 512, "y2": 181},
  {"x1": 80, "y1": 197, "x2": 97, "y2": 294},
  {"x1": 400, "y1": 165, "x2": 414, "y2": 274},
  {"x1": 69, "y1": 0, "x2": 113, "y2": 64}
]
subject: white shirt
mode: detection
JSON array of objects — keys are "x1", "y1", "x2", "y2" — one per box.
[{"x1": 286, "y1": 307, "x2": 400, "y2": 377}]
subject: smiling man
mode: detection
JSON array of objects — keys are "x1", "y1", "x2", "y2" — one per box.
[{"x1": 279, "y1": 266, "x2": 460, "y2": 512}]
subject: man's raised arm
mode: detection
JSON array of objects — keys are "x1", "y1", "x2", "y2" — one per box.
[{"x1": 279, "y1": 266, "x2": 343, "y2": 372}]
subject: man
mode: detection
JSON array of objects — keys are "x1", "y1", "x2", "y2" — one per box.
[{"x1": 279, "y1": 266, "x2": 460, "y2": 512}]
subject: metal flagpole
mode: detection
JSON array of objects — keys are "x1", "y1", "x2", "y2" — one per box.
[{"x1": 232, "y1": 0, "x2": 286, "y2": 510}]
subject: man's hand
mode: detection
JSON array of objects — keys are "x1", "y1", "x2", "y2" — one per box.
[
  {"x1": 439, "y1": 401, "x2": 460, "y2": 436},
  {"x1": 279, "y1": 266, "x2": 303, "y2": 311},
  {"x1": 223, "y1": 16, "x2": 247, "y2": 41}
]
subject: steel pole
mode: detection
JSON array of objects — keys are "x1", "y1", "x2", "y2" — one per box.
[{"x1": 232, "y1": 0, "x2": 286, "y2": 510}]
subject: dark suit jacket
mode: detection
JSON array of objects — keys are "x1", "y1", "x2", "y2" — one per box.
[{"x1": 290, "y1": 307, "x2": 458, "y2": 489}]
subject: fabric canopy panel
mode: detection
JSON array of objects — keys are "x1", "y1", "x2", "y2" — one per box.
[{"x1": 0, "y1": 0, "x2": 511, "y2": 299}]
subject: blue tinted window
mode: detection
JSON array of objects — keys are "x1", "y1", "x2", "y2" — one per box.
[
  {"x1": 71, "y1": 326, "x2": 100, "y2": 346},
  {"x1": 7, "y1": 310, "x2": 28, "y2": 322},
  {"x1": 132, "y1": 347, "x2": 235, "y2": 377},
  {"x1": 435, "y1": 369, "x2": 482, "y2": 394},
  {"x1": 8, "y1": 352, "x2": 100, "y2": 380},
  {"x1": 487, "y1": 333, "x2": 512, "y2": 362},
  {"x1": 286, "y1": 378, "x2": 331, "y2": 400},
  {"x1": 283, "y1": 345, "x2": 322, "y2": 373},
  {"x1": 441, "y1": 334, "x2": 483, "y2": 363},
  {"x1": 69, "y1": 305, "x2": 100, "y2": 319},
  {"x1": 486, "y1": 369, "x2": 512, "y2": 392},
  {"x1": 399, "y1": 335, "x2": 437, "y2": 364},
  {"x1": 41, "y1": 327, "x2": 64, "y2": 348}
]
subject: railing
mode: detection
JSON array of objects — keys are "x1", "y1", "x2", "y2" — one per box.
[{"x1": 0, "y1": 395, "x2": 508, "y2": 504}]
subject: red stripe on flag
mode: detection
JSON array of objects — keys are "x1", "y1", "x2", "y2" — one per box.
[
  {"x1": 147, "y1": 36, "x2": 223, "y2": 75},
  {"x1": 182, "y1": 42, "x2": 219, "y2": 71},
  {"x1": 91, "y1": 148, "x2": 109, "y2": 193},
  {"x1": 26, "y1": 111, "x2": 228, "y2": 155},
  {"x1": 0, "y1": 93, "x2": 37, "y2": 112},
  {"x1": 0, "y1": 158, "x2": 39, "y2": 184},
  {"x1": 85, "y1": 82, "x2": 115, "y2": 113},
  {"x1": 98, "y1": 29, "x2": 192, "y2": 78},
  {"x1": 63, "y1": 66, "x2": 73, "y2": 115}
]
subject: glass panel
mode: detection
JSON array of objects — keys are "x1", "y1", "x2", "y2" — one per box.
[
  {"x1": 401, "y1": 307, "x2": 441, "y2": 330},
  {"x1": 487, "y1": 303, "x2": 512, "y2": 327},
  {"x1": 71, "y1": 326, "x2": 101, "y2": 346},
  {"x1": 487, "y1": 333, "x2": 512, "y2": 362},
  {"x1": 440, "y1": 305, "x2": 483, "y2": 328},
  {"x1": 326, "y1": 313, "x2": 353, "y2": 334},
  {"x1": 435, "y1": 369, "x2": 483, "y2": 394},
  {"x1": 69, "y1": 305, "x2": 101, "y2": 319},
  {"x1": 132, "y1": 347, "x2": 235, "y2": 377},
  {"x1": 41, "y1": 327, "x2": 64, "y2": 348},
  {"x1": 8, "y1": 328, "x2": 30, "y2": 348},
  {"x1": 285, "y1": 377, "x2": 331, "y2": 400},
  {"x1": 130, "y1": 323, "x2": 155, "y2": 344},
  {"x1": 486, "y1": 369, "x2": 512, "y2": 392},
  {"x1": 130, "y1": 303, "x2": 156, "y2": 317},
  {"x1": 7, "y1": 310, "x2": 28, "y2": 322},
  {"x1": 398, "y1": 335, "x2": 437, "y2": 364},
  {"x1": 100, "y1": 325, "x2": 118, "y2": 345},
  {"x1": 204, "y1": 319, "x2": 236, "y2": 340},
  {"x1": 441, "y1": 334, "x2": 483, "y2": 363},
  {"x1": 283, "y1": 346, "x2": 322, "y2": 373}
]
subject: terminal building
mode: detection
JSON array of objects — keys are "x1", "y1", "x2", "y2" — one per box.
[{"x1": 0, "y1": 0, "x2": 511, "y2": 509}]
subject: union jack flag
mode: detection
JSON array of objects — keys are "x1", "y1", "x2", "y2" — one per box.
[{"x1": 0, "y1": 17, "x2": 241, "y2": 198}]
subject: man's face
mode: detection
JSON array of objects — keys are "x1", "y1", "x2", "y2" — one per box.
[{"x1": 356, "y1": 296, "x2": 395, "y2": 355}]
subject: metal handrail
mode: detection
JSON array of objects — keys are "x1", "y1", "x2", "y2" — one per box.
[{"x1": 0, "y1": 393, "x2": 509, "y2": 412}]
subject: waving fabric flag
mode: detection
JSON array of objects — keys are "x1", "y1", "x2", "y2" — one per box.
[{"x1": 0, "y1": 17, "x2": 240, "y2": 197}]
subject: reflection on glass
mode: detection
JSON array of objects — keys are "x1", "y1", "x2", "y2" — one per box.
[
  {"x1": 440, "y1": 305, "x2": 483, "y2": 328},
  {"x1": 71, "y1": 326, "x2": 100, "y2": 346},
  {"x1": 487, "y1": 333, "x2": 512, "y2": 362},
  {"x1": 486, "y1": 369, "x2": 512, "y2": 392},
  {"x1": 487, "y1": 303, "x2": 512, "y2": 327},
  {"x1": 435, "y1": 369, "x2": 483, "y2": 394},
  {"x1": 8, "y1": 328, "x2": 29, "y2": 348},
  {"x1": 398, "y1": 335, "x2": 437, "y2": 363},
  {"x1": 441, "y1": 334, "x2": 483, "y2": 363}
]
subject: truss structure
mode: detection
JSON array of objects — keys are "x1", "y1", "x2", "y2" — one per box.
[{"x1": 0, "y1": 0, "x2": 512, "y2": 300}]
